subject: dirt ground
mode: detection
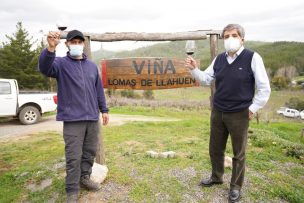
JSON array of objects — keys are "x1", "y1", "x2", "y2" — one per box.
[{"x1": 0, "y1": 114, "x2": 179, "y2": 142}]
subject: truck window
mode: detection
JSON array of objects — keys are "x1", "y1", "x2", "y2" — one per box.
[{"x1": 0, "y1": 82, "x2": 11, "y2": 94}]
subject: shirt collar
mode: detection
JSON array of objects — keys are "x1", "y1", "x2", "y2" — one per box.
[{"x1": 225, "y1": 46, "x2": 245, "y2": 58}]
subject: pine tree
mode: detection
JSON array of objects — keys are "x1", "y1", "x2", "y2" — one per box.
[{"x1": 0, "y1": 22, "x2": 48, "y2": 90}]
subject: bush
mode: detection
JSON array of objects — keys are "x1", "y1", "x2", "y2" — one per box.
[
  {"x1": 120, "y1": 90, "x2": 141, "y2": 99},
  {"x1": 143, "y1": 90, "x2": 154, "y2": 100},
  {"x1": 285, "y1": 97, "x2": 304, "y2": 110},
  {"x1": 271, "y1": 76, "x2": 290, "y2": 90},
  {"x1": 285, "y1": 144, "x2": 304, "y2": 159},
  {"x1": 106, "y1": 89, "x2": 116, "y2": 97}
]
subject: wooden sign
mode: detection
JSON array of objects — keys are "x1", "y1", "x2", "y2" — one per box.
[{"x1": 101, "y1": 58, "x2": 198, "y2": 90}]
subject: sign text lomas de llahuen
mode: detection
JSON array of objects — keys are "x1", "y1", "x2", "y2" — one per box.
[{"x1": 102, "y1": 58, "x2": 197, "y2": 89}]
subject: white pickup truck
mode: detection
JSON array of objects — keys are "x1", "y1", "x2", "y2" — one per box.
[
  {"x1": 282, "y1": 108, "x2": 300, "y2": 118},
  {"x1": 0, "y1": 79, "x2": 57, "y2": 125}
]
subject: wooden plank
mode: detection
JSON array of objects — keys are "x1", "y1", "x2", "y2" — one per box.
[
  {"x1": 101, "y1": 58, "x2": 199, "y2": 90},
  {"x1": 61, "y1": 30, "x2": 222, "y2": 42}
]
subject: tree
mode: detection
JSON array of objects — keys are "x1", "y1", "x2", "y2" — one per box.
[{"x1": 0, "y1": 22, "x2": 48, "y2": 90}]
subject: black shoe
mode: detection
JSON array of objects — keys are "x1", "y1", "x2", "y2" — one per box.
[
  {"x1": 80, "y1": 175, "x2": 101, "y2": 191},
  {"x1": 198, "y1": 178, "x2": 223, "y2": 187},
  {"x1": 228, "y1": 189, "x2": 241, "y2": 202}
]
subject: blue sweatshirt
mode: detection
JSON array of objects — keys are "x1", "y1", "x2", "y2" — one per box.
[{"x1": 39, "y1": 48, "x2": 108, "y2": 121}]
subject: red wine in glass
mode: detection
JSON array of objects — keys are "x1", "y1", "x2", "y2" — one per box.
[
  {"x1": 56, "y1": 20, "x2": 67, "y2": 31},
  {"x1": 185, "y1": 40, "x2": 196, "y2": 56},
  {"x1": 186, "y1": 51, "x2": 194, "y2": 55},
  {"x1": 58, "y1": 26, "x2": 67, "y2": 31}
]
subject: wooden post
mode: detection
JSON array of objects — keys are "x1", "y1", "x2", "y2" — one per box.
[
  {"x1": 83, "y1": 36, "x2": 105, "y2": 165},
  {"x1": 95, "y1": 128, "x2": 106, "y2": 164},
  {"x1": 209, "y1": 34, "x2": 219, "y2": 108},
  {"x1": 210, "y1": 34, "x2": 219, "y2": 60},
  {"x1": 84, "y1": 36, "x2": 92, "y2": 59}
]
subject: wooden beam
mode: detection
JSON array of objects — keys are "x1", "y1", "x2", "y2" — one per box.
[{"x1": 61, "y1": 30, "x2": 222, "y2": 42}]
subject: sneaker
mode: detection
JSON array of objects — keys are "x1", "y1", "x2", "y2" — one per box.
[
  {"x1": 80, "y1": 175, "x2": 101, "y2": 191},
  {"x1": 66, "y1": 193, "x2": 78, "y2": 203}
]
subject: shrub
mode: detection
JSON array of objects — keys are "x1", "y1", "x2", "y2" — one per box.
[
  {"x1": 285, "y1": 97, "x2": 304, "y2": 110},
  {"x1": 271, "y1": 76, "x2": 290, "y2": 90},
  {"x1": 143, "y1": 90, "x2": 154, "y2": 100},
  {"x1": 120, "y1": 90, "x2": 141, "y2": 99},
  {"x1": 106, "y1": 89, "x2": 116, "y2": 97},
  {"x1": 285, "y1": 144, "x2": 304, "y2": 159}
]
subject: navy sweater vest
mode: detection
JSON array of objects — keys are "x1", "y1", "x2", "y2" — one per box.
[{"x1": 213, "y1": 49, "x2": 255, "y2": 112}]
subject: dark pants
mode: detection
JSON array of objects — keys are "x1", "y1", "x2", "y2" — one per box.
[
  {"x1": 63, "y1": 121, "x2": 100, "y2": 194},
  {"x1": 209, "y1": 108, "x2": 249, "y2": 190}
]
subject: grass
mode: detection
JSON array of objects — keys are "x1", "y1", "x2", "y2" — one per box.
[
  {"x1": 0, "y1": 88, "x2": 303, "y2": 202},
  {"x1": 0, "y1": 106, "x2": 303, "y2": 202},
  {"x1": 153, "y1": 86, "x2": 211, "y2": 101},
  {"x1": 0, "y1": 132, "x2": 66, "y2": 202}
]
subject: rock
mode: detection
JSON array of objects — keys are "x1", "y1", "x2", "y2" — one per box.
[
  {"x1": 91, "y1": 163, "x2": 108, "y2": 184},
  {"x1": 224, "y1": 156, "x2": 232, "y2": 168},
  {"x1": 27, "y1": 178, "x2": 52, "y2": 192},
  {"x1": 146, "y1": 150, "x2": 159, "y2": 158},
  {"x1": 159, "y1": 151, "x2": 176, "y2": 158}
]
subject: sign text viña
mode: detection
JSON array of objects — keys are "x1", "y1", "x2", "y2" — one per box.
[{"x1": 101, "y1": 58, "x2": 198, "y2": 90}]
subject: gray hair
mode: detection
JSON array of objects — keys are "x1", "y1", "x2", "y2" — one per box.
[{"x1": 222, "y1": 24, "x2": 245, "y2": 39}]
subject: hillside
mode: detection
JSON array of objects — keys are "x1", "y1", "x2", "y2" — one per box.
[{"x1": 92, "y1": 40, "x2": 304, "y2": 77}]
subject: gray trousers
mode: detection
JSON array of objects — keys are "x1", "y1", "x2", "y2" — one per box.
[
  {"x1": 63, "y1": 121, "x2": 100, "y2": 194},
  {"x1": 209, "y1": 108, "x2": 249, "y2": 190}
]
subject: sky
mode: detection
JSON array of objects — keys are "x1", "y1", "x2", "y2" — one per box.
[{"x1": 0, "y1": 0, "x2": 304, "y2": 55}]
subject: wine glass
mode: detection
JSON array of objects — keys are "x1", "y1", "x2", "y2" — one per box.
[
  {"x1": 185, "y1": 40, "x2": 196, "y2": 56},
  {"x1": 56, "y1": 20, "x2": 67, "y2": 31},
  {"x1": 54, "y1": 21, "x2": 67, "y2": 46}
]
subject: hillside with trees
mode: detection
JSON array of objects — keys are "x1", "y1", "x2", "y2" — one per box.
[
  {"x1": 92, "y1": 40, "x2": 304, "y2": 80},
  {"x1": 1, "y1": 22, "x2": 303, "y2": 91}
]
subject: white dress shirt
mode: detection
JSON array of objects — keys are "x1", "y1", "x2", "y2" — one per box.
[{"x1": 191, "y1": 46, "x2": 271, "y2": 113}]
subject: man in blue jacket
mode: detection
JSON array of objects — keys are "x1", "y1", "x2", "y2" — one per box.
[
  {"x1": 39, "y1": 30, "x2": 109, "y2": 203},
  {"x1": 185, "y1": 24, "x2": 270, "y2": 202}
]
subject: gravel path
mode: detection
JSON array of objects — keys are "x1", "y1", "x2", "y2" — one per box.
[{"x1": 0, "y1": 114, "x2": 179, "y2": 141}]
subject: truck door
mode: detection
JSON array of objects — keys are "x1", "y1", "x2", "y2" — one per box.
[{"x1": 0, "y1": 80, "x2": 17, "y2": 116}]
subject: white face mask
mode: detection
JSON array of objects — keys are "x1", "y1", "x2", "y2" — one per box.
[
  {"x1": 69, "y1": 44, "x2": 84, "y2": 57},
  {"x1": 224, "y1": 37, "x2": 242, "y2": 53}
]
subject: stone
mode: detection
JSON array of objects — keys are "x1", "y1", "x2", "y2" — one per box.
[
  {"x1": 91, "y1": 163, "x2": 108, "y2": 184},
  {"x1": 159, "y1": 151, "x2": 176, "y2": 158},
  {"x1": 224, "y1": 156, "x2": 232, "y2": 168},
  {"x1": 146, "y1": 150, "x2": 159, "y2": 158},
  {"x1": 26, "y1": 178, "x2": 53, "y2": 192}
]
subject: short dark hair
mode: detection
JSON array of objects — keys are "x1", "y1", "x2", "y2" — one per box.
[{"x1": 222, "y1": 24, "x2": 245, "y2": 39}]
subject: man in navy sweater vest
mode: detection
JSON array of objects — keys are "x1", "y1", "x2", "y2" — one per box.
[{"x1": 186, "y1": 24, "x2": 271, "y2": 202}]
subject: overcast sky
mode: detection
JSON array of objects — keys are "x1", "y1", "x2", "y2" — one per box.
[{"x1": 1, "y1": 0, "x2": 304, "y2": 55}]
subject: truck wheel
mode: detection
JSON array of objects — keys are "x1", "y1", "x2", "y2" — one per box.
[{"x1": 19, "y1": 106, "x2": 41, "y2": 125}]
